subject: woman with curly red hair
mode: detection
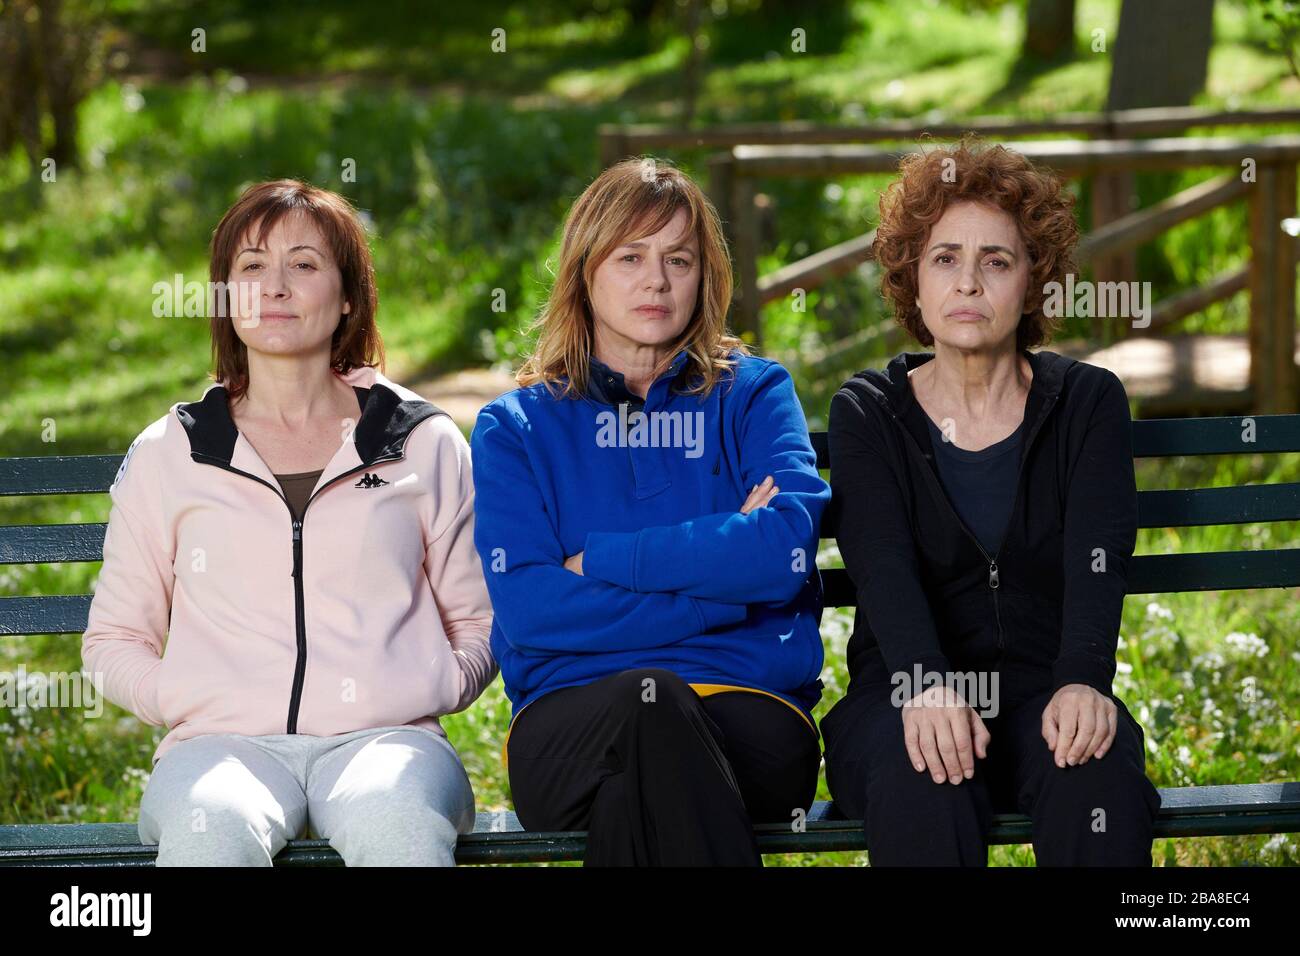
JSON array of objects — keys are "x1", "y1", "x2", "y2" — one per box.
[{"x1": 821, "y1": 138, "x2": 1160, "y2": 865}]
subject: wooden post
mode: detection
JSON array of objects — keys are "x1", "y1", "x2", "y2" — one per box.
[
  {"x1": 1248, "y1": 161, "x2": 1299, "y2": 413},
  {"x1": 730, "y1": 171, "x2": 762, "y2": 347},
  {"x1": 1090, "y1": 170, "x2": 1139, "y2": 342},
  {"x1": 597, "y1": 126, "x2": 627, "y2": 168},
  {"x1": 707, "y1": 151, "x2": 736, "y2": 252}
]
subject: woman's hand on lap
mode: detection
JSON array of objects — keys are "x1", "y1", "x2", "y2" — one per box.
[{"x1": 901, "y1": 685, "x2": 990, "y2": 785}]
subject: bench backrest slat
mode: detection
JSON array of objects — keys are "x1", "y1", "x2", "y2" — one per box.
[
  {"x1": 0, "y1": 595, "x2": 92, "y2": 636},
  {"x1": 6, "y1": 482, "x2": 1298, "y2": 568},
  {"x1": 0, "y1": 524, "x2": 108, "y2": 565},
  {"x1": 811, "y1": 416, "x2": 1300, "y2": 470},
  {"x1": 1131, "y1": 415, "x2": 1300, "y2": 457},
  {"x1": 1128, "y1": 548, "x2": 1300, "y2": 593},
  {"x1": 818, "y1": 548, "x2": 1300, "y2": 610},
  {"x1": 9, "y1": 542, "x2": 1300, "y2": 636},
  {"x1": 1137, "y1": 484, "x2": 1300, "y2": 527},
  {"x1": 0, "y1": 456, "x2": 121, "y2": 496}
]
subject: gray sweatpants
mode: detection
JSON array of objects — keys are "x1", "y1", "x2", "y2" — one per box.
[{"x1": 138, "y1": 725, "x2": 475, "y2": 866}]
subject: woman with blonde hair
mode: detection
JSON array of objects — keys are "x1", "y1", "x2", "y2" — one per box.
[
  {"x1": 83, "y1": 179, "x2": 496, "y2": 866},
  {"x1": 471, "y1": 158, "x2": 831, "y2": 866}
]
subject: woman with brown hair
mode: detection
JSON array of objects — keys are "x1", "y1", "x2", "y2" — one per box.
[
  {"x1": 83, "y1": 180, "x2": 497, "y2": 866},
  {"x1": 821, "y1": 138, "x2": 1160, "y2": 866},
  {"x1": 471, "y1": 158, "x2": 831, "y2": 866}
]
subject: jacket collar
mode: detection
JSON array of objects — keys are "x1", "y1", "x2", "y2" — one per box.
[
  {"x1": 581, "y1": 349, "x2": 691, "y2": 406},
  {"x1": 587, "y1": 354, "x2": 646, "y2": 407},
  {"x1": 853, "y1": 348, "x2": 1076, "y2": 460},
  {"x1": 176, "y1": 368, "x2": 445, "y2": 475}
]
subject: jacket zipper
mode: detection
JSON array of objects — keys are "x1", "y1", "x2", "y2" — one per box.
[
  {"x1": 289, "y1": 518, "x2": 305, "y2": 731},
  {"x1": 191, "y1": 452, "x2": 404, "y2": 733},
  {"x1": 884, "y1": 393, "x2": 1059, "y2": 653}
]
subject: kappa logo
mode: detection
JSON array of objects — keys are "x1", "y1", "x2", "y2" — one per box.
[{"x1": 354, "y1": 472, "x2": 390, "y2": 489}]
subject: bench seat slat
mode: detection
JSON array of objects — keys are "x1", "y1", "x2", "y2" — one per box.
[{"x1": 2, "y1": 785, "x2": 1296, "y2": 865}]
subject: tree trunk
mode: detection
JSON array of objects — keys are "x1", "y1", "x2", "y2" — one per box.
[
  {"x1": 1107, "y1": 0, "x2": 1215, "y2": 110},
  {"x1": 36, "y1": 0, "x2": 81, "y2": 169},
  {"x1": 1021, "y1": 0, "x2": 1076, "y2": 61},
  {"x1": 680, "y1": 0, "x2": 704, "y2": 126},
  {"x1": 1092, "y1": 0, "x2": 1216, "y2": 337},
  {"x1": 7, "y1": 1, "x2": 45, "y2": 174}
]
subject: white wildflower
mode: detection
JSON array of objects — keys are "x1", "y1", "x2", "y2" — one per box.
[
  {"x1": 1224, "y1": 631, "x2": 1268, "y2": 658},
  {"x1": 1145, "y1": 601, "x2": 1174, "y2": 621}
]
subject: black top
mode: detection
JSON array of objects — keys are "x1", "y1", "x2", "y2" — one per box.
[
  {"x1": 923, "y1": 413, "x2": 1025, "y2": 557},
  {"x1": 826, "y1": 350, "x2": 1137, "y2": 705}
]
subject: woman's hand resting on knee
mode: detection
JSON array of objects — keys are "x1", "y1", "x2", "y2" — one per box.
[
  {"x1": 1041, "y1": 683, "x2": 1117, "y2": 769},
  {"x1": 901, "y1": 685, "x2": 991, "y2": 786}
]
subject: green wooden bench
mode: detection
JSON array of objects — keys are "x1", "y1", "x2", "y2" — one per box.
[{"x1": 2, "y1": 413, "x2": 1299, "y2": 866}]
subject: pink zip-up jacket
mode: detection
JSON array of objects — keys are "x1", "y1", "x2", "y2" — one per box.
[{"x1": 82, "y1": 366, "x2": 497, "y2": 765}]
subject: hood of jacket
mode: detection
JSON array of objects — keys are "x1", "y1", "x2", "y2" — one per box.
[
  {"x1": 845, "y1": 348, "x2": 1077, "y2": 460},
  {"x1": 175, "y1": 366, "x2": 444, "y2": 488}
]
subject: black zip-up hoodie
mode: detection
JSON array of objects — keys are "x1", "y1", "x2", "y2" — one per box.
[{"x1": 826, "y1": 349, "x2": 1137, "y2": 708}]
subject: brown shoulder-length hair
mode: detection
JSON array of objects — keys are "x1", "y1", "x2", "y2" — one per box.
[
  {"x1": 516, "y1": 157, "x2": 748, "y2": 399},
  {"x1": 872, "y1": 135, "x2": 1079, "y2": 351},
  {"x1": 208, "y1": 179, "x2": 385, "y2": 401}
]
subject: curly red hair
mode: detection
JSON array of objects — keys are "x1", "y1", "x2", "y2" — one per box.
[{"x1": 872, "y1": 136, "x2": 1079, "y2": 351}]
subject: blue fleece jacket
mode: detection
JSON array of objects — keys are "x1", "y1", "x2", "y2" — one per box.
[{"x1": 470, "y1": 349, "x2": 831, "y2": 722}]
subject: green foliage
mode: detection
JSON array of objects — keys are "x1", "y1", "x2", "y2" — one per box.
[{"x1": 1251, "y1": 0, "x2": 1300, "y2": 80}]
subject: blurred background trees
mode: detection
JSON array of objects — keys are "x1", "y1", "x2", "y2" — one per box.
[{"x1": 0, "y1": 0, "x2": 109, "y2": 176}]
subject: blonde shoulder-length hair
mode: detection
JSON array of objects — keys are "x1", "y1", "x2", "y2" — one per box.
[{"x1": 516, "y1": 157, "x2": 749, "y2": 399}]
